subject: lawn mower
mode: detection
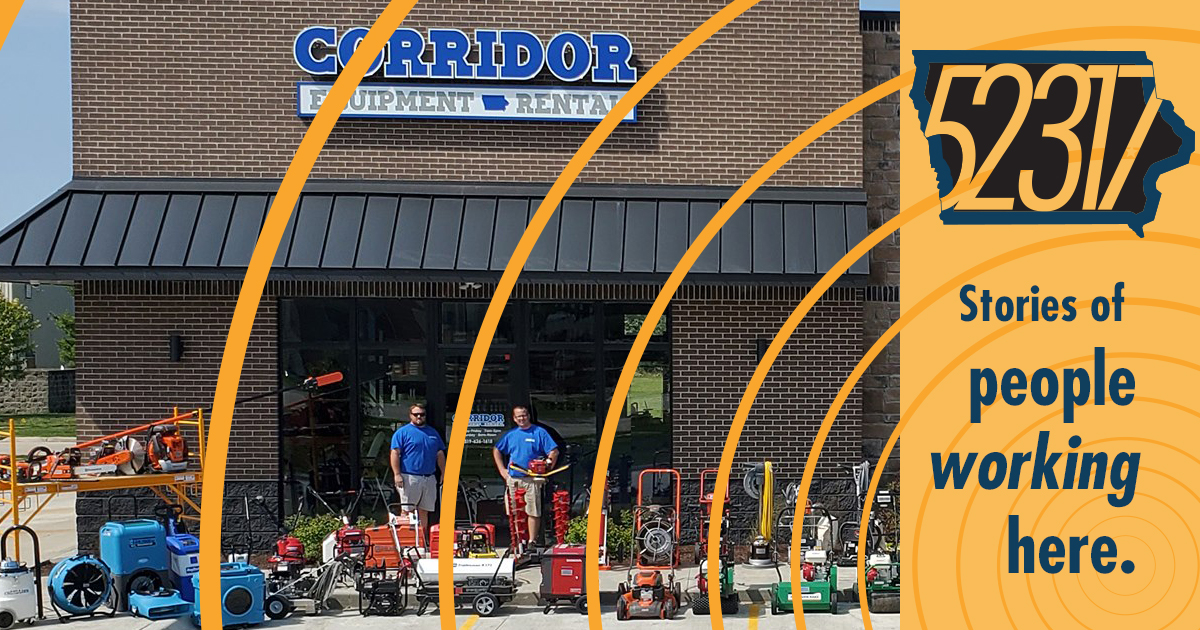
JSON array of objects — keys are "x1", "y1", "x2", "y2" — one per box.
[
  {"x1": 692, "y1": 469, "x2": 737, "y2": 615},
  {"x1": 744, "y1": 461, "x2": 777, "y2": 567},
  {"x1": 411, "y1": 547, "x2": 516, "y2": 617},
  {"x1": 616, "y1": 468, "x2": 682, "y2": 621},
  {"x1": 860, "y1": 553, "x2": 900, "y2": 614},
  {"x1": 771, "y1": 501, "x2": 841, "y2": 615}
]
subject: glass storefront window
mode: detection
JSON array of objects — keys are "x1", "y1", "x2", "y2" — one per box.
[
  {"x1": 441, "y1": 302, "x2": 514, "y2": 344},
  {"x1": 605, "y1": 348, "x2": 671, "y2": 506},
  {"x1": 530, "y1": 303, "x2": 596, "y2": 343},
  {"x1": 529, "y1": 349, "x2": 596, "y2": 502},
  {"x1": 280, "y1": 347, "x2": 354, "y2": 515},
  {"x1": 359, "y1": 350, "x2": 428, "y2": 484},
  {"x1": 279, "y1": 299, "x2": 353, "y2": 344},
  {"x1": 445, "y1": 353, "x2": 514, "y2": 535},
  {"x1": 604, "y1": 303, "x2": 668, "y2": 343},
  {"x1": 358, "y1": 299, "x2": 426, "y2": 343}
]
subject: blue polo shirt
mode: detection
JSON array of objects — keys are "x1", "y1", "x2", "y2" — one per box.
[
  {"x1": 391, "y1": 423, "x2": 446, "y2": 476},
  {"x1": 494, "y1": 425, "x2": 558, "y2": 478}
]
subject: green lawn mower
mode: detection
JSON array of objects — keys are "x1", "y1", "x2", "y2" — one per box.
[
  {"x1": 692, "y1": 469, "x2": 738, "y2": 615},
  {"x1": 861, "y1": 553, "x2": 900, "y2": 614},
  {"x1": 770, "y1": 501, "x2": 841, "y2": 615}
]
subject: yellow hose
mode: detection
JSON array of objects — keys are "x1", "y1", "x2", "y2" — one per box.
[{"x1": 760, "y1": 461, "x2": 773, "y2": 540}]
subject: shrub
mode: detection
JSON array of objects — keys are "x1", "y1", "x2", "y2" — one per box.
[
  {"x1": 565, "y1": 510, "x2": 634, "y2": 563},
  {"x1": 284, "y1": 513, "x2": 375, "y2": 562}
]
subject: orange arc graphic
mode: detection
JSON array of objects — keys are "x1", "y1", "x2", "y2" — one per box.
[
  {"x1": 0, "y1": 1, "x2": 25, "y2": 54},
  {"x1": 423, "y1": 3, "x2": 770, "y2": 628},
  {"x1": 196, "y1": 2, "x2": 422, "y2": 629}
]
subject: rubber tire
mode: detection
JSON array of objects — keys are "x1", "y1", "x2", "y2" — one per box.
[
  {"x1": 616, "y1": 598, "x2": 629, "y2": 621},
  {"x1": 0, "y1": 611, "x2": 14, "y2": 629},
  {"x1": 473, "y1": 593, "x2": 499, "y2": 617},
  {"x1": 574, "y1": 596, "x2": 587, "y2": 615},
  {"x1": 692, "y1": 595, "x2": 709, "y2": 615},
  {"x1": 851, "y1": 583, "x2": 859, "y2": 602},
  {"x1": 771, "y1": 600, "x2": 779, "y2": 615},
  {"x1": 265, "y1": 594, "x2": 291, "y2": 620},
  {"x1": 721, "y1": 596, "x2": 739, "y2": 615},
  {"x1": 830, "y1": 591, "x2": 840, "y2": 615}
]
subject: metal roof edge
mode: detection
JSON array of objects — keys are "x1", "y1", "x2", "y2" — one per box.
[{"x1": 64, "y1": 177, "x2": 867, "y2": 203}]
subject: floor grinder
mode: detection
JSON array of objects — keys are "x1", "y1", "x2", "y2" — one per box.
[{"x1": 616, "y1": 468, "x2": 682, "y2": 620}]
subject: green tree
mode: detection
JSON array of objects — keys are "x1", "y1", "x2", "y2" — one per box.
[
  {"x1": 52, "y1": 313, "x2": 75, "y2": 368},
  {"x1": 0, "y1": 300, "x2": 37, "y2": 382}
]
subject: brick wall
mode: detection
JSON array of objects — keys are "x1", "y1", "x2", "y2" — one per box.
[
  {"x1": 861, "y1": 17, "x2": 900, "y2": 474},
  {"x1": 73, "y1": 281, "x2": 278, "y2": 549},
  {"x1": 70, "y1": 0, "x2": 862, "y2": 187},
  {"x1": 672, "y1": 287, "x2": 863, "y2": 537}
]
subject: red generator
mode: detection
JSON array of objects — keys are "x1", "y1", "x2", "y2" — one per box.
[
  {"x1": 540, "y1": 544, "x2": 588, "y2": 614},
  {"x1": 430, "y1": 523, "x2": 497, "y2": 558}
]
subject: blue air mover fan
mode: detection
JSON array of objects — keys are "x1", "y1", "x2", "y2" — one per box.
[{"x1": 48, "y1": 555, "x2": 112, "y2": 617}]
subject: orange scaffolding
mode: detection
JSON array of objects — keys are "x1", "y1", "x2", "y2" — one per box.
[{"x1": 0, "y1": 411, "x2": 205, "y2": 560}]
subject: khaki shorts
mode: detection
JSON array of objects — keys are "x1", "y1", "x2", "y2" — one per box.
[
  {"x1": 505, "y1": 476, "x2": 545, "y2": 517},
  {"x1": 397, "y1": 474, "x2": 438, "y2": 512}
]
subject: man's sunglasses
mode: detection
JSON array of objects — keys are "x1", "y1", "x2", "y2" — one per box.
[{"x1": 411, "y1": 412, "x2": 426, "y2": 417}]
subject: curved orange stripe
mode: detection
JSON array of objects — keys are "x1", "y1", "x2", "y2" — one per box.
[
  {"x1": 415, "y1": 4, "x2": 771, "y2": 629},
  {"x1": 197, "y1": 3, "x2": 421, "y2": 629}
]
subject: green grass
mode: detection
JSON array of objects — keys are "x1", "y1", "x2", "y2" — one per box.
[
  {"x1": 628, "y1": 369, "x2": 664, "y2": 416},
  {"x1": 4, "y1": 415, "x2": 76, "y2": 438}
]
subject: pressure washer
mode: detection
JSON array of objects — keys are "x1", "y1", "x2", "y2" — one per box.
[{"x1": 616, "y1": 468, "x2": 682, "y2": 620}]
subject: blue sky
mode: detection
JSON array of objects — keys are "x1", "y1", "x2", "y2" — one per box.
[{"x1": 0, "y1": 0, "x2": 898, "y2": 229}]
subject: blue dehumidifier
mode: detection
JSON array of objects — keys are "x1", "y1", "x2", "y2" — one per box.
[
  {"x1": 167, "y1": 532, "x2": 199, "y2": 602},
  {"x1": 99, "y1": 520, "x2": 170, "y2": 612},
  {"x1": 189, "y1": 563, "x2": 264, "y2": 628}
]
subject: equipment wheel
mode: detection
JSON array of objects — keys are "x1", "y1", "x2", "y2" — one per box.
[
  {"x1": 128, "y1": 572, "x2": 163, "y2": 596},
  {"x1": 574, "y1": 596, "x2": 587, "y2": 615},
  {"x1": 616, "y1": 597, "x2": 629, "y2": 621},
  {"x1": 851, "y1": 582, "x2": 859, "y2": 602},
  {"x1": 830, "y1": 590, "x2": 840, "y2": 614},
  {"x1": 691, "y1": 594, "x2": 709, "y2": 615},
  {"x1": 265, "y1": 594, "x2": 292, "y2": 620},
  {"x1": 472, "y1": 592, "x2": 499, "y2": 617},
  {"x1": 771, "y1": 599, "x2": 779, "y2": 615},
  {"x1": 721, "y1": 595, "x2": 739, "y2": 615}
]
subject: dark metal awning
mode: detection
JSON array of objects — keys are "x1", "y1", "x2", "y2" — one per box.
[{"x1": 0, "y1": 179, "x2": 869, "y2": 282}]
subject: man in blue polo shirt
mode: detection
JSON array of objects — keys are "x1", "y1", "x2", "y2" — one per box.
[
  {"x1": 390, "y1": 403, "x2": 446, "y2": 547},
  {"x1": 492, "y1": 404, "x2": 559, "y2": 549}
]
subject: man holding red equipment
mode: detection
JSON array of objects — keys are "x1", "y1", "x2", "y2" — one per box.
[{"x1": 492, "y1": 404, "x2": 559, "y2": 551}]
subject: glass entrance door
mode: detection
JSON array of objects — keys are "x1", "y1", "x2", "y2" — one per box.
[{"x1": 444, "y1": 352, "x2": 516, "y2": 534}]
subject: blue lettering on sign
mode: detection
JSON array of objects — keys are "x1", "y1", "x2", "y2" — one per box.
[{"x1": 294, "y1": 27, "x2": 637, "y2": 83}]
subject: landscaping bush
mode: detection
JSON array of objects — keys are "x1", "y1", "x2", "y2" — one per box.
[
  {"x1": 565, "y1": 510, "x2": 634, "y2": 563},
  {"x1": 284, "y1": 512, "x2": 374, "y2": 562}
]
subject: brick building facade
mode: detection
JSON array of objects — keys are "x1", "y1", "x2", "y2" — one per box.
[{"x1": 1, "y1": 1, "x2": 900, "y2": 551}]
